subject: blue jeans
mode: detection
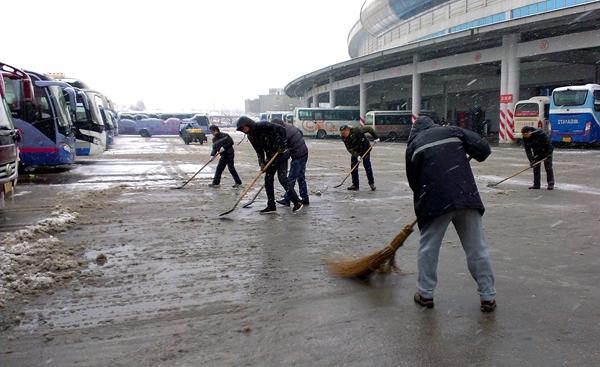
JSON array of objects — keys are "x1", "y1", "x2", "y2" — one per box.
[
  {"x1": 417, "y1": 209, "x2": 496, "y2": 301},
  {"x1": 283, "y1": 154, "x2": 308, "y2": 203},
  {"x1": 351, "y1": 153, "x2": 374, "y2": 188}
]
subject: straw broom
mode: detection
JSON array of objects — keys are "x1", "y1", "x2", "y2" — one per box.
[{"x1": 327, "y1": 219, "x2": 418, "y2": 278}]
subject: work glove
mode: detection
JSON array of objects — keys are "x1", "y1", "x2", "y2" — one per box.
[
  {"x1": 357, "y1": 156, "x2": 363, "y2": 163},
  {"x1": 219, "y1": 147, "x2": 225, "y2": 153},
  {"x1": 374, "y1": 138, "x2": 380, "y2": 143}
]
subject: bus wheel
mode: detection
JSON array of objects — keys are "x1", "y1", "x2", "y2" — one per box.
[
  {"x1": 140, "y1": 129, "x2": 151, "y2": 138},
  {"x1": 316, "y1": 129, "x2": 327, "y2": 139},
  {"x1": 388, "y1": 132, "x2": 398, "y2": 141}
]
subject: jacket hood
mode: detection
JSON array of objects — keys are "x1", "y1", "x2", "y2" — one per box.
[{"x1": 408, "y1": 116, "x2": 436, "y2": 142}]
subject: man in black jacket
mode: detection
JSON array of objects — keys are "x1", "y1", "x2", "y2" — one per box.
[
  {"x1": 521, "y1": 126, "x2": 554, "y2": 190},
  {"x1": 406, "y1": 116, "x2": 496, "y2": 312},
  {"x1": 340, "y1": 125, "x2": 380, "y2": 191},
  {"x1": 236, "y1": 117, "x2": 303, "y2": 214},
  {"x1": 272, "y1": 119, "x2": 310, "y2": 206},
  {"x1": 208, "y1": 125, "x2": 242, "y2": 188}
]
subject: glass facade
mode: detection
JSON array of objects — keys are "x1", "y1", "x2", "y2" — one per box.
[
  {"x1": 449, "y1": 13, "x2": 506, "y2": 33},
  {"x1": 512, "y1": 0, "x2": 597, "y2": 19}
]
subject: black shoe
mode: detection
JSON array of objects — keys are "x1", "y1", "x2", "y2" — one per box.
[
  {"x1": 480, "y1": 299, "x2": 497, "y2": 313},
  {"x1": 208, "y1": 183, "x2": 220, "y2": 188},
  {"x1": 276, "y1": 199, "x2": 290, "y2": 207},
  {"x1": 547, "y1": 185, "x2": 554, "y2": 190},
  {"x1": 369, "y1": 184, "x2": 376, "y2": 191},
  {"x1": 292, "y1": 202, "x2": 304, "y2": 213},
  {"x1": 347, "y1": 185, "x2": 359, "y2": 191},
  {"x1": 414, "y1": 292, "x2": 434, "y2": 308},
  {"x1": 301, "y1": 199, "x2": 310, "y2": 206},
  {"x1": 232, "y1": 183, "x2": 242, "y2": 188},
  {"x1": 259, "y1": 206, "x2": 277, "y2": 214},
  {"x1": 528, "y1": 186, "x2": 540, "y2": 190}
]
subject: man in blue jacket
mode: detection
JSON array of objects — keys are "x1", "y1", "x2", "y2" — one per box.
[
  {"x1": 272, "y1": 119, "x2": 310, "y2": 206},
  {"x1": 406, "y1": 116, "x2": 496, "y2": 312}
]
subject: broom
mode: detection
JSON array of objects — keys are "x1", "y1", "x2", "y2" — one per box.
[{"x1": 327, "y1": 219, "x2": 418, "y2": 278}]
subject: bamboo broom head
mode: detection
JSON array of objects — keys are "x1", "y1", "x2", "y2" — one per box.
[{"x1": 327, "y1": 221, "x2": 416, "y2": 278}]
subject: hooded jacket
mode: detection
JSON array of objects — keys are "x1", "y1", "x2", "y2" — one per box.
[
  {"x1": 523, "y1": 128, "x2": 553, "y2": 162},
  {"x1": 247, "y1": 122, "x2": 288, "y2": 166},
  {"x1": 210, "y1": 132, "x2": 235, "y2": 158},
  {"x1": 275, "y1": 121, "x2": 308, "y2": 159},
  {"x1": 406, "y1": 116, "x2": 491, "y2": 228},
  {"x1": 343, "y1": 126, "x2": 378, "y2": 157}
]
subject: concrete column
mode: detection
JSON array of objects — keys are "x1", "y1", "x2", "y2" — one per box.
[
  {"x1": 312, "y1": 83, "x2": 319, "y2": 108},
  {"x1": 411, "y1": 54, "x2": 421, "y2": 122},
  {"x1": 329, "y1": 76, "x2": 336, "y2": 108},
  {"x1": 499, "y1": 34, "x2": 520, "y2": 143},
  {"x1": 442, "y1": 82, "x2": 448, "y2": 120},
  {"x1": 359, "y1": 67, "x2": 367, "y2": 124}
]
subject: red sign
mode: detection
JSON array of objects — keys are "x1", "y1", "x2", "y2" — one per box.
[{"x1": 500, "y1": 94, "x2": 513, "y2": 103}]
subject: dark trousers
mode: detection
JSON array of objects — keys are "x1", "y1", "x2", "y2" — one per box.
[
  {"x1": 265, "y1": 156, "x2": 299, "y2": 207},
  {"x1": 533, "y1": 155, "x2": 554, "y2": 187},
  {"x1": 283, "y1": 154, "x2": 309, "y2": 203},
  {"x1": 351, "y1": 153, "x2": 374, "y2": 188},
  {"x1": 212, "y1": 155, "x2": 242, "y2": 185}
]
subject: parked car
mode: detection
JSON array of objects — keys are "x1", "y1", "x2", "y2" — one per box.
[{"x1": 179, "y1": 121, "x2": 207, "y2": 144}]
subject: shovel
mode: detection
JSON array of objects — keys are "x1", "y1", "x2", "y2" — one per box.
[
  {"x1": 219, "y1": 152, "x2": 280, "y2": 216},
  {"x1": 172, "y1": 152, "x2": 220, "y2": 190},
  {"x1": 242, "y1": 184, "x2": 265, "y2": 208},
  {"x1": 333, "y1": 142, "x2": 377, "y2": 189},
  {"x1": 487, "y1": 157, "x2": 548, "y2": 188}
]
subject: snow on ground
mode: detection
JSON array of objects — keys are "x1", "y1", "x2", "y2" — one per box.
[{"x1": 0, "y1": 210, "x2": 79, "y2": 308}]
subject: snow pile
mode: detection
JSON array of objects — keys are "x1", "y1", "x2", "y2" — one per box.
[{"x1": 0, "y1": 209, "x2": 80, "y2": 308}]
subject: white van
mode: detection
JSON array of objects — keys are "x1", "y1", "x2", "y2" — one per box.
[{"x1": 513, "y1": 96, "x2": 550, "y2": 139}]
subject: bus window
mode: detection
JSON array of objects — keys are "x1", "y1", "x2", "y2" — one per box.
[
  {"x1": 515, "y1": 103, "x2": 539, "y2": 116},
  {"x1": 553, "y1": 90, "x2": 587, "y2": 106},
  {"x1": 594, "y1": 91, "x2": 600, "y2": 112},
  {"x1": 378, "y1": 114, "x2": 411, "y2": 125},
  {"x1": 298, "y1": 109, "x2": 314, "y2": 120},
  {"x1": 365, "y1": 114, "x2": 374, "y2": 125},
  {"x1": 544, "y1": 103, "x2": 550, "y2": 119},
  {"x1": 49, "y1": 86, "x2": 72, "y2": 135},
  {"x1": 32, "y1": 85, "x2": 56, "y2": 141},
  {"x1": 314, "y1": 111, "x2": 324, "y2": 120}
]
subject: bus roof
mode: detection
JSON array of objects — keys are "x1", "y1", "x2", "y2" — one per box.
[{"x1": 553, "y1": 84, "x2": 600, "y2": 92}]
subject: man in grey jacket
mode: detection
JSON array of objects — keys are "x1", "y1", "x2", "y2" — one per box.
[{"x1": 272, "y1": 119, "x2": 310, "y2": 206}]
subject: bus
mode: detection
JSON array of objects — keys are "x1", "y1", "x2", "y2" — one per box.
[
  {"x1": 0, "y1": 72, "x2": 19, "y2": 204},
  {"x1": 1, "y1": 63, "x2": 77, "y2": 168},
  {"x1": 550, "y1": 84, "x2": 600, "y2": 144},
  {"x1": 512, "y1": 97, "x2": 550, "y2": 140},
  {"x1": 366, "y1": 110, "x2": 439, "y2": 141},
  {"x1": 288, "y1": 107, "x2": 360, "y2": 138},
  {"x1": 67, "y1": 88, "x2": 107, "y2": 155}
]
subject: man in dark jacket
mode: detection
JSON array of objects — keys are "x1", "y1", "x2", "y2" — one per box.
[
  {"x1": 272, "y1": 119, "x2": 310, "y2": 206},
  {"x1": 521, "y1": 126, "x2": 554, "y2": 190},
  {"x1": 406, "y1": 116, "x2": 496, "y2": 312},
  {"x1": 236, "y1": 116, "x2": 303, "y2": 214},
  {"x1": 340, "y1": 125, "x2": 380, "y2": 191},
  {"x1": 208, "y1": 125, "x2": 242, "y2": 188}
]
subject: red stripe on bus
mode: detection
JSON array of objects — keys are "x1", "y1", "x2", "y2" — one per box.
[{"x1": 19, "y1": 147, "x2": 59, "y2": 154}]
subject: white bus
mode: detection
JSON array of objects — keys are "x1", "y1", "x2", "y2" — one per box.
[
  {"x1": 287, "y1": 107, "x2": 360, "y2": 138},
  {"x1": 367, "y1": 110, "x2": 439, "y2": 141}
]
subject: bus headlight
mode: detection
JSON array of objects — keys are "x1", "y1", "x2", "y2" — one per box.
[{"x1": 61, "y1": 143, "x2": 72, "y2": 153}]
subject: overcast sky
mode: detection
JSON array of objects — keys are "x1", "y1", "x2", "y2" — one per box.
[{"x1": 3, "y1": 0, "x2": 364, "y2": 112}]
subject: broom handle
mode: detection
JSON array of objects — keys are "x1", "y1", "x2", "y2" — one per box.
[
  {"x1": 335, "y1": 142, "x2": 377, "y2": 187},
  {"x1": 180, "y1": 152, "x2": 220, "y2": 188},
  {"x1": 493, "y1": 157, "x2": 548, "y2": 186}
]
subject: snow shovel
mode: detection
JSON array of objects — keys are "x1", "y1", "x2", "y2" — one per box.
[
  {"x1": 242, "y1": 184, "x2": 265, "y2": 208},
  {"x1": 219, "y1": 152, "x2": 280, "y2": 216},
  {"x1": 237, "y1": 134, "x2": 246, "y2": 146},
  {"x1": 333, "y1": 142, "x2": 377, "y2": 189},
  {"x1": 487, "y1": 157, "x2": 548, "y2": 188},
  {"x1": 172, "y1": 152, "x2": 220, "y2": 190}
]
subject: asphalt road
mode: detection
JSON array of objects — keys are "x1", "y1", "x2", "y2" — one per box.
[{"x1": 1, "y1": 133, "x2": 599, "y2": 366}]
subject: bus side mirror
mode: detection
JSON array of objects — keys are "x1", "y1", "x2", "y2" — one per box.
[
  {"x1": 12, "y1": 129, "x2": 22, "y2": 143},
  {"x1": 594, "y1": 101, "x2": 600, "y2": 112}
]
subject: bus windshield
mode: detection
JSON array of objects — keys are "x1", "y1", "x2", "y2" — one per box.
[
  {"x1": 515, "y1": 103, "x2": 539, "y2": 116},
  {"x1": 553, "y1": 90, "x2": 588, "y2": 106},
  {"x1": 49, "y1": 86, "x2": 73, "y2": 134},
  {"x1": 0, "y1": 98, "x2": 13, "y2": 129}
]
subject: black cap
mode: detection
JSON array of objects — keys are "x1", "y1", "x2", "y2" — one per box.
[
  {"x1": 209, "y1": 125, "x2": 219, "y2": 132},
  {"x1": 521, "y1": 126, "x2": 535, "y2": 134},
  {"x1": 339, "y1": 124, "x2": 351, "y2": 132},
  {"x1": 236, "y1": 116, "x2": 255, "y2": 131}
]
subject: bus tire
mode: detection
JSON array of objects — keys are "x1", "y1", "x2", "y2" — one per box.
[
  {"x1": 388, "y1": 132, "x2": 398, "y2": 141},
  {"x1": 316, "y1": 129, "x2": 327, "y2": 139},
  {"x1": 140, "y1": 129, "x2": 151, "y2": 138}
]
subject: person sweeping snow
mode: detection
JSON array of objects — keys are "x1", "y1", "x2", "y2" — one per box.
[
  {"x1": 208, "y1": 125, "x2": 242, "y2": 188},
  {"x1": 406, "y1": 116, "x2": 497, "y2": 312}
]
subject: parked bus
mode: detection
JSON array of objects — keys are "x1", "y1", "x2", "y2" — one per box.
[
  {"x1": 0, "y1": 73, "x2": 20, "y2": 204},
  {"x1": 550, "y1": 84, "x2": 600, "y2": 144},
  {"x1": 366, "y1": 110, "x2": 439, "y2": 141},
  {"x1": 512, "y1": 97, "x2": 550, "y2": 140},
  {"x1": 67, "y1": 88, "x2": 107, "y2": 155},
  {"x1": 288, "y1": 107, "x2": 360, "y2": 138},
  {"x1": 1, "y1": 63, "x2": 77, "y2": 168}
]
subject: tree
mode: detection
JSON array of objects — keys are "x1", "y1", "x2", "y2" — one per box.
[{"x1": 130, "y1": 100, "x2": 146, "y2": 111}]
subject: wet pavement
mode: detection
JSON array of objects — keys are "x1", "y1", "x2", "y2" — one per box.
[{"x1": 1, "y1": 133, "x2": 600, "y2": 366}]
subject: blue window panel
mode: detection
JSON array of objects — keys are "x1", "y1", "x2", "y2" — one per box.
[
  {"x1": 566, "y1": 0, "x2": 576, "y2": 5},
  {"x1": 530, "y1": 4, "x2": 538, "y2": 14},
  {"x1": 546, "y1": 0, "x2": 555, "y2": 10},
  {"x1": 556, "y1": 0, "x2": 565, "y2": 7},
  {"x1": 539, "y1": 2, "x2": 546, "y2": 11}
]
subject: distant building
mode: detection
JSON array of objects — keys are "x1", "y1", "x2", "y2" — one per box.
[{"x1": 245, "y1": 89, "x2": 304, "y2": 114}]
